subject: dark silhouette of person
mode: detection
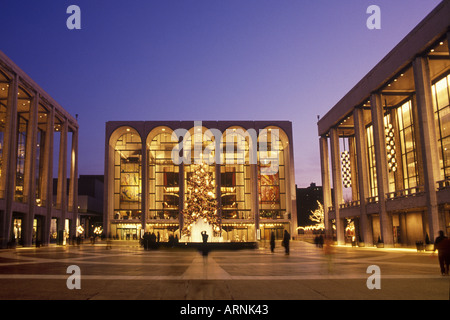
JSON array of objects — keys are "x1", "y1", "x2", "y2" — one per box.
[
  {"x1": 201, "y1": 231, "x2": 209, "y2": 244},
  {"x1": 200, "y1": 231, "x2": 209, "y2": 257},
  {"x1": 270, "y1": 231, "x2": 275, "y2": 253},
  {"x1": 283, "y1": 230, "x2": 290, "y2": 255},
  {"x1": 434, "y1": 230, "x2": 450, "y2": 276}
]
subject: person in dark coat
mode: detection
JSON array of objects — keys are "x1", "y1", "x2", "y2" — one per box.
[
  {"x1": 282, "y1": 230, "x2": 290, "y2": 255},
  {"x1": 200, "y1": 231, "x2": 210, "y2": 257},
  {"x1": 434, "y1": 230, "x2": 450, "y2": 276},
  {"x1": 270, "y1": 232, "x2": 276, "y2": 253}
]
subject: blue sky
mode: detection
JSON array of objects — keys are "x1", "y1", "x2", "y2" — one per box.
[{"x1": 0, "y1": 0, "x2": 442, "y2": 186}]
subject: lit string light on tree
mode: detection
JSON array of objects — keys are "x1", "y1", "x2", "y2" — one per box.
[{"x1": 182, "y1": 162, "x2": 220, "y2": 237}]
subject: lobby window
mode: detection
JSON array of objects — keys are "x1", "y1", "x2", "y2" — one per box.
[
  {"x1": 148, "y1": 130, "x2": 179, "y2": 220},
  {"x1": 35, "y1": 104, "x2": 49, "y2": 206},
  {"x1": 220, "y1": 128, "x2": 251, "y2": 220},
  {"x1": 258, "y1": 128, "x2": 287, "y2": 220},
  {"x1": 396, "y1": 100, "x2": 419, "y2": 189},
  {"x1": 0, "y1": 71, "x2": 9, "y2": 198},
  {"x1": 15, "y1": 87, "x2": 31, "y2": 203},
  {"x1": 183, "y1": 126, "x2": 217, "y2": 210},
  {"x1": 114, "y1": 130, "x2": 142, "y2": 221},
  {"x1": 366, "y1": 125, "x2": 378, "y2": 198},
  {"x1": 432, "y1": 74, "x2": 450, "y2": 179}
]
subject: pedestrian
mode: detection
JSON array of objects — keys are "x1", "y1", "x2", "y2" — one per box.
[
  {"x1": 200, "y1": 231, "x2": 210, "y2": 258},
  {"x1": 282, "y1": 230, "x2": 290, "y2": 255},
  {"x1": 270, "y1": 231, "x2": 275, "y2": 253},
  {"x1": 323, "y1": 234, "x2": 334, "y2": 273},
  {"x1": 434, "y1": 230, "x2": 450, "y2": 276},
  {"x1": 318, "y1": 234, "x2": 324, "y2": 248},
  {"x1": 143, "y1": 232, "x2": 149, "y2": 250}
]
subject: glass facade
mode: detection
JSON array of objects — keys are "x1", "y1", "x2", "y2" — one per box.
[
  {"x1": 107, "y1": 123, "x2": 294, "y2": 243},
  {"x1": 396, "y1": 100, "x2": 419, "y2": 189},
  {"x1": 36, "y1": 104, "x2": 49, "y2": 206},
  {"x1": 148, "y1": 130, "x2": 179, "y2": 220},
  {"x1": 366, "y1": 125, "x2": 378, "y2": 198},
  {"x1": 113, "y1": 130, "x2": 142, "y2": 221},
  {"x1": 0, "y1": 71, "x2": 9, "y2": 199},
  {"x1": 432, "y1": 74, "x2": 450, "y2": 179},
  {"x1": 220, "y1": 128, "x2": 251, "y2": 220},
  {"x1": 258, "y1": 129, "x2": 287, "y2": 220},
  {"x1": 15, "y1": 87, "x2": 32, "y2": 202}
]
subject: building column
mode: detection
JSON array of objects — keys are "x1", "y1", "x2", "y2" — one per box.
[
  {"x1": 43, "y1": 107, "x2": 54, "y2": 245},
  {"x1": 56, "y1": 120, "x2": 68, "y2": 242},
  {"x1": 141, "y1": 139, "x2": 147, "y2": 233},
  {"x1": 353, "y1": 107, "x2": 374, "y2": 246},
  {"x1": 0, "y1": 73, "x2": 18, "y2": 248},
  {"x1": 22, "y1": 92, "x2": 39, "y2": 247},
  {"x1": 370, "y1": 93, "x2": 394, "y2": 246},
  {"x1": 215, "y1": 162, "x2": 222, "y2": 233},
  {"x1": 330, "y1": 128, "x2": 344, "y2": 244},
  {"x1": 68, "y1": 127, "x2": 78, "y2": 238},
  {"x1": 413, "y1": 56, "x2": 443, "y2": 241},
  {"x1": 319, "y1": 136, "x2": 332, "y2": 235},
  {"x1": 178, "y1": 163, "x2": 184, "y2": 235},
  {"x1": 251, "y1": 163, "x2": 259, "y2": 240}
]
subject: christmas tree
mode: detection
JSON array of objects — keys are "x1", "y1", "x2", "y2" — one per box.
[{"x1": 182, "y1": 162, "x2": 220, "y2": 237}]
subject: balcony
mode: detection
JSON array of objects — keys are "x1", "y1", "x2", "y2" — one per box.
[
  {"x1": 437, "y1": 179, "x2": 450, "y2": 190},
  {"x1": 386, "y1": 186, "x2": 424, "y2": 200}
]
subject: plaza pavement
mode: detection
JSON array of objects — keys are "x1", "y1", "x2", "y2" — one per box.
[{"x1": 0, "y1": 240, "x2": 448, "y2": 301}]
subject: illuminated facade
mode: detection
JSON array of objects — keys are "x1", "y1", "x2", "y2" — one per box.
[
  {"x1": 0, "y1": 50, "x2": 79, "y2": 248},
  {"x1": 104, "y1": 121, "x2": 297, "y2": 243},
  {"x1": 318, "y1": 1, "x2": 450, "y2": 247}
]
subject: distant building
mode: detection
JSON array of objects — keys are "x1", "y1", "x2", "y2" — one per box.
[
  {"x1": 0, "y1": 50, "x2": 78, "y2": 248},
  {"x1": 78, "y1": 175, "x2": 103, "y2": 238},
  {"x1": 296, "y1": 183, "x2": 323, "y2": 228}
]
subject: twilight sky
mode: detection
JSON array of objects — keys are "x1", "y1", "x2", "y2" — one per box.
[{"x1": 0, "y1": 0, "x2": 442, "y2": 187}]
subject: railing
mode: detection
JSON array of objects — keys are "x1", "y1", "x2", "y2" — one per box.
[
  {"x1": 367, "y1": 196, "x2": 379, "y2": 204},
  {"x1": 437, "y1": 179, "x2": 450, "y2": 190},
  {"x1": 259, "y1": 210, "x2": 289, "y2": 220},
  {"x1": 386, "y1": 185, "x2": 424, "y2": 200},
  {"x1": 339, "y1": 200, "x2": 360, "y2": 209},
  {"x1": 148, "y1": 210, "x2": 178, "y2": 220},
  {"x1": 222, "y1": 210, "x2": 252, "y2": 219}
]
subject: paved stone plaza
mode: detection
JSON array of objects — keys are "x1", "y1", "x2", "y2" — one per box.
[{"x1": 0, "y1": 241, "x2": 448, "y2": 300}]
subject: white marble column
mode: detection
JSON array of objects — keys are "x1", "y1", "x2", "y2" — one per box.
[
  {"x1": 319, "y1": 136, "x2": 332, "y2": 235},
  {"x1": 370, "y1": 93, "x2": 394, "y2": 246},
  {"x1": 353, "y1": 107, "x2": 374, "y2": 246},
  {"x1": 413, "y1": 56, "x2": 444, "y2": 241},
  {"x1": 330, "y1": 128, "x2": 344, "y2": 244}
]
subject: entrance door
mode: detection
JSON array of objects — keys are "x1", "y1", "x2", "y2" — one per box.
[
  {"x1": 33, "y1": 217, "x2": 43, "y2": 246},
  {"x1": 12, "y1": 218, "x2": 22, "y2": 245}
]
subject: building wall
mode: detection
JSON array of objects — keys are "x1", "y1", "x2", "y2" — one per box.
[
  {"x1": 104, "y1": 121, "x2": 297, "y2": 242},
  {"x1": 0, "y1": 50, "x2": 78, "y2": 248}
]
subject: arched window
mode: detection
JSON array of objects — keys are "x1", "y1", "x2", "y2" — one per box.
[
  {"x1": 220, "y1": 126, "x2": 252, "y2": 220},
  {"x1": 112, "y1": 128, "x2": 142, "y2": 221},
  {"x1": 257, "y1": 127, "x2": 288, "y2": 220},
  {"x1": 147, "y1": 127, "x2": 179, "y2": 220}
]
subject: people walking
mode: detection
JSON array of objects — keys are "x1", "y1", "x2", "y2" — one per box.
[
  {"x1": 434, "y1": 230, "x2": 450, "y2": 276},
  {"x1": 282, "y1": 230, "x2": 290, "y2": 255},
  {"x1": 270, "y1": 232, "x2": 275, "y2": 253}
]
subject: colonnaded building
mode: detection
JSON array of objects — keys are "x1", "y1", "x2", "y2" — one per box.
[
  {"x1": 0, "y1": 50, "x2": 79, "y2": 248},
  {"x1": 318, "y1": 1, "x2": 450, "y2": 247},
  {"x1": 104, "y1": 121, "x2": 297, "y2": 243}
]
